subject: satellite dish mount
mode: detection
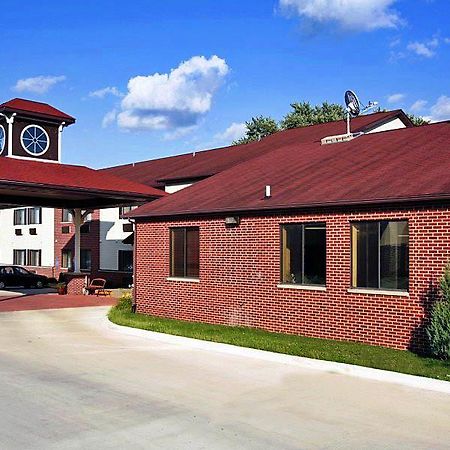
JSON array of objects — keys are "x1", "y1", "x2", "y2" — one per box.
[{"x1": 344, "y1": 90, "x2": 361, "y2": 135}]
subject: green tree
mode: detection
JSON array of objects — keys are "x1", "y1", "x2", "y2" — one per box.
[
  {"x1": 407, "y1": 113, "x2": 430, "y2": 127},
  {"x1": 233, "y1": 116, "x2": 279, "y2": 145},
  {"x1": 427, "y1": 264, "x2": 450, "y2": 359},
  {"x1": 281, "y1": 101, "x2": 346, "y2": 129}
]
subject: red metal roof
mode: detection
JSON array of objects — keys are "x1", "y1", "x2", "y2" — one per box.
[
  {"x1": 0, "y1": 98, "x2": 75, "y2": 123},
  {"x1": 0, "y1": 157, "x2": 164, "y2": 208},
  {"x1": 129, "y1": 121, "x2": 450, "y2": 218},
  {"x1": 103, "y1": 110, "x2": 411, "y2": 188}
]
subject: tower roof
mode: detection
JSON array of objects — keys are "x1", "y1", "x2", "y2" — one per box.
[{"x1": 0, "y1": 98, "x2": 75, "y2": 124}]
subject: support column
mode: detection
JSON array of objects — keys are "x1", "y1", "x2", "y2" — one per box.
[{"x1": 72, "y1": 208, "x2": 82, "y2": 273}]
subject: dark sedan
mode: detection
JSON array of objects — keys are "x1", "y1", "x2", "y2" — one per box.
[{"x1": 0, "y1": 265, "x2": 48, "y2": 289}]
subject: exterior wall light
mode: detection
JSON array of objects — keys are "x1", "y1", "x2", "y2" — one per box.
[{"x1": 224, "y1": 216, "x2": 240, "y2": 228}]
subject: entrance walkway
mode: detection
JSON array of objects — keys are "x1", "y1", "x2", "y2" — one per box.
[{"x1": 0, "y1": 290, "x2": 116, "y2": 312}]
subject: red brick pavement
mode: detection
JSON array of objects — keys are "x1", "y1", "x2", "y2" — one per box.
[{"x1": 0, "y1": 293, "x2": 116, "y2": 312}]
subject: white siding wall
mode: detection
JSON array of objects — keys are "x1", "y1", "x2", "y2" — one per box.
[
  {"x1": 0, "y1": 207, "x2": 55, "y2": 266},
  {"x1": 99, "y1": 208, "x2": 133, "y2": 271},
  {"x1": 367, "y1": 118, "x2": 406, "y2": 134}
]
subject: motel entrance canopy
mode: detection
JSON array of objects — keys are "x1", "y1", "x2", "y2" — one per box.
[{"x1": 0, "y1": 157, "x2": 164, "y2": 272}]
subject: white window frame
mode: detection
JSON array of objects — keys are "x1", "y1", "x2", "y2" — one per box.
[{"x1": 20, "y1": 124, "x2": 50, "y2": 156}]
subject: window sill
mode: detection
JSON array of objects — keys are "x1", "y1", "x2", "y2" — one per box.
[
  {"x1": 347, "y1": 288, "x2": 409, "y2": 297},
  {"x1": 277, "y1": 284, "x2": 326, "y2": 292},
  {"x1": 166, "y1": 277, "x2": 200, "y2": 283}
]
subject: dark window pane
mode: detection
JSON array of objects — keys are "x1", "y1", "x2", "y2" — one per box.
[
  {"x1": 28, "y1": 250, "x2": 41, "y2": 267},
  {"x1": 14, "y1": 209, "x2": 27, "y2": 225},
  {"x1": 281, "y1": 225, "x2": 303, "y2": 284},
  {"x1": 118, "y1": 250, "x2": 133, "y2": 272},
  {"x1": 353, "y1": 222, "x2": 379, "y2": 288},
  {"x1": 281, "y1": 223, "x2": 326, "y2": 286},
  {"x1": 186, "y1": 229, "x2": 199, "y2": 278},
  {"x1": 380, "y1": 221, "x2": 409, "y2": 290},
  {"x1": 304, "y1": 225, "x2": 326, "y2": 285},
  {"x1": 62, "y1": 209, "x2": 73, "y2": 222},
  {"x1": 13, "y1": 250, "x2": 26, "y2": 265},
  {"x1": 80, "y1": 249, "x2": 92, "y2": 271},
  {"x1": 171, "y1": 229, "x2": 186, "y2": 277}
]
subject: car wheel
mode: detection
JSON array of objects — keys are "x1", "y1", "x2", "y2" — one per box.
[
  {"x1": 36, "y1": 280, "x2": 44, "y2": 289},
  {"x1": 0, "y1": 281, "x2": 5, "y2": 289}
]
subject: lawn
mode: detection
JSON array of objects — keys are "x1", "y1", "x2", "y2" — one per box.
[{"x1": 108, "y1": 297, "x2": 450, "y2": 382}]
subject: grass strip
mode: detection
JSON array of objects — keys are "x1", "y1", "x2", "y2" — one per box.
[{"x1": 108, "y1": 297, "x2": 450, "y2": 381}]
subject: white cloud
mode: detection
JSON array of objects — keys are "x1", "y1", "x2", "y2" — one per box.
[
  {"x1": 13, "y1": 75, "x2": 66, "y2": 94},
  {"x1": 410, "y1": 100, "x2": 427, "y2": 113},
  {"x1": 215, "y1": 122, "x2": 247, "y2": 143},
  {"x1": 279, "y1": 0, "x2": 402, "y2": 31},
  {"x1": 117, "y1": 55, "x2": 229, "y2": 131},
  {"x1": 444, "y1": 37, "x2": 450, "y2": 44},
  {"x1": 89, "y1": 86, "x2": 123, "y2": 98},
  {"x1": 407, "y1": 38, "x2": 439, "y2": 58},
  {"x1": 387, "y1": 93, "x2": 405, "y2": 104},
  {"x1": 102, "y1": 109, "x2": 117, "y2": 128},
  {"x1": 430, "y1": 96, "x2": 450, "y2": 121}
]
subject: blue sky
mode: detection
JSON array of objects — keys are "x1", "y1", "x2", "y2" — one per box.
[{"x1": 1, "y1": 1, "x2": 449, "y2": 168}]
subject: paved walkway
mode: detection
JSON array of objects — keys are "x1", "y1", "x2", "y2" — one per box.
[
  {"x1": 0, "y1": 291, "x2": 116, "y2": 312},
  {"x1": 0, "y1": 306, "x2": 449, "y2": 449}
]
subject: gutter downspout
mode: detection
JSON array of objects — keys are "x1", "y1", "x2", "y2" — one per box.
[{"x1": 128, "y1": 217, "x2": 137, "y2": 313}]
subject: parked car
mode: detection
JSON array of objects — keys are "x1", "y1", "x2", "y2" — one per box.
[{"x1": 0, "y1": 265, "x2": 48, "y2": 289}]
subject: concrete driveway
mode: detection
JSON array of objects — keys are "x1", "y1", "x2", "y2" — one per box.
[{"x1": 0, "y1": 307, "x2": 449, "y2": 450}]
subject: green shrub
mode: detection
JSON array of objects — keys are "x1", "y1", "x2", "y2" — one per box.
[
  {"x1": 427, "y1": 264, "x2": 450, "y2": 359},
  {"x1": 116, "y1": 293, "x2": 133, "y2": 312}
]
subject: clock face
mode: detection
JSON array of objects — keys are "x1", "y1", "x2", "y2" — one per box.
[
  {"x1": 0, "y1": 125, "x2": 5, "y2": 154},
  {"x1": 21, "y1": 124, "x2": 50, "y2": 155}
]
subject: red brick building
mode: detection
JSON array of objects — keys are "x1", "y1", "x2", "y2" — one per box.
[{"x1": 128, "y1": 119, "x2": 450, "y2": 352}]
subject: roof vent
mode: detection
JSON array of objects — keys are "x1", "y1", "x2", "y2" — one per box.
[
  {"x1": 321, "y1": 132, "x2": 364, "y2": 146},
  {"x1": 265, "y1": 185, "x2": 271, "y2": 198}
]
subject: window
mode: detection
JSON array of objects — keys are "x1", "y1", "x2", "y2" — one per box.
[
  {"x1": 170, "y1": 227, "x2": 200, "y2": 278},
  {"x1": 123, "y1": 223, "x2": 133, "y2": 233},
  {"x1": 15, "y1": 229, "x2": 22, "y2": 236},
  {"x1": 119, "y1": 206, "x2": 136, "y2": 218},
  {"x1": 28, "y1": 207, "x2": 42, "y2": 225},
  {"x1": 13, "y1": 249, "x2": 26, "y2": 266},
  {"x1": 27, "y1": 250, "x2": 42, "y2": 267},
  {"x1": 61, "y1": 226, "x2": 70, "y2": 234},
  {"x1": 0, "y1": 124, "x2": 5, "y2": 154},
  {"x1": 351, "y1": 221, "x2": 409, "y2": 291},
  {"x1": 61, "y1": 249, "x2": 73, "y2": 270},
  {"x1": 62, "y1": 209, "x2": 73, "y2": 223},
  {"x1": 29, "y1": 228, "x2": 37, "y2": 236},
  {"x1": 118, "y1": 250, "x2": 133, "y2": 272},
  {"x1": 21, "y1": 124, "x2": 49, "y2": 155},
  {"x1": 80, "y1": 249, "x2": 92, "y2": 271},
  {"x1": 83, "y1": 211, "x2": 93, "y2": 222},
  {"x1": 281, "y1": 223, "x2": 326, "y2": 286},
  {"x1": 14, "y1": 209, "x2": 27, "y2": 225}
]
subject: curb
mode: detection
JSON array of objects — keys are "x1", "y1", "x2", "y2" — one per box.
[{"x1": 106, "y1": 318, "x2": 450, "y2": 395}]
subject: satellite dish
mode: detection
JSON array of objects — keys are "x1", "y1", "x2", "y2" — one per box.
[{"x1": 345, "y1": 90, "x2": 361, "y2": 117}]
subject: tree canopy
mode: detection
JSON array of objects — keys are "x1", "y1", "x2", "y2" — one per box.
[{"x1": 233, "y1": 101, "x2": 429, "y2": 145}]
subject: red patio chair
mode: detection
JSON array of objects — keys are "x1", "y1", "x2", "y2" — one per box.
[{"x1": 85, "y1": 278, "x2": 106, "y2": 296}]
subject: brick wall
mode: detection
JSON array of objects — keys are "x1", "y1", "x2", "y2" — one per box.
[{"x1": 134, "y1": 204, "x2": 450, "y2": 352}]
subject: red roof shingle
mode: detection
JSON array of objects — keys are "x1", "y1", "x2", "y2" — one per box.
[
  {"x1": 129, "y1": 121, "x2": 450, "y2": 218},
  {"x1": 103, "y1": 110, "x2": 411, "y2": 188},
  {"x1": 0, "y1": 157, "x2": 164, "y2": 198},
  {"x1": 0, "y1": 98, "x2": 75, "y2": 123}
]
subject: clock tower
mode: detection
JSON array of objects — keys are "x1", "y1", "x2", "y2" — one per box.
[{"x1": 0, "y1": 98, "x2": 75, "y2": 163}]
